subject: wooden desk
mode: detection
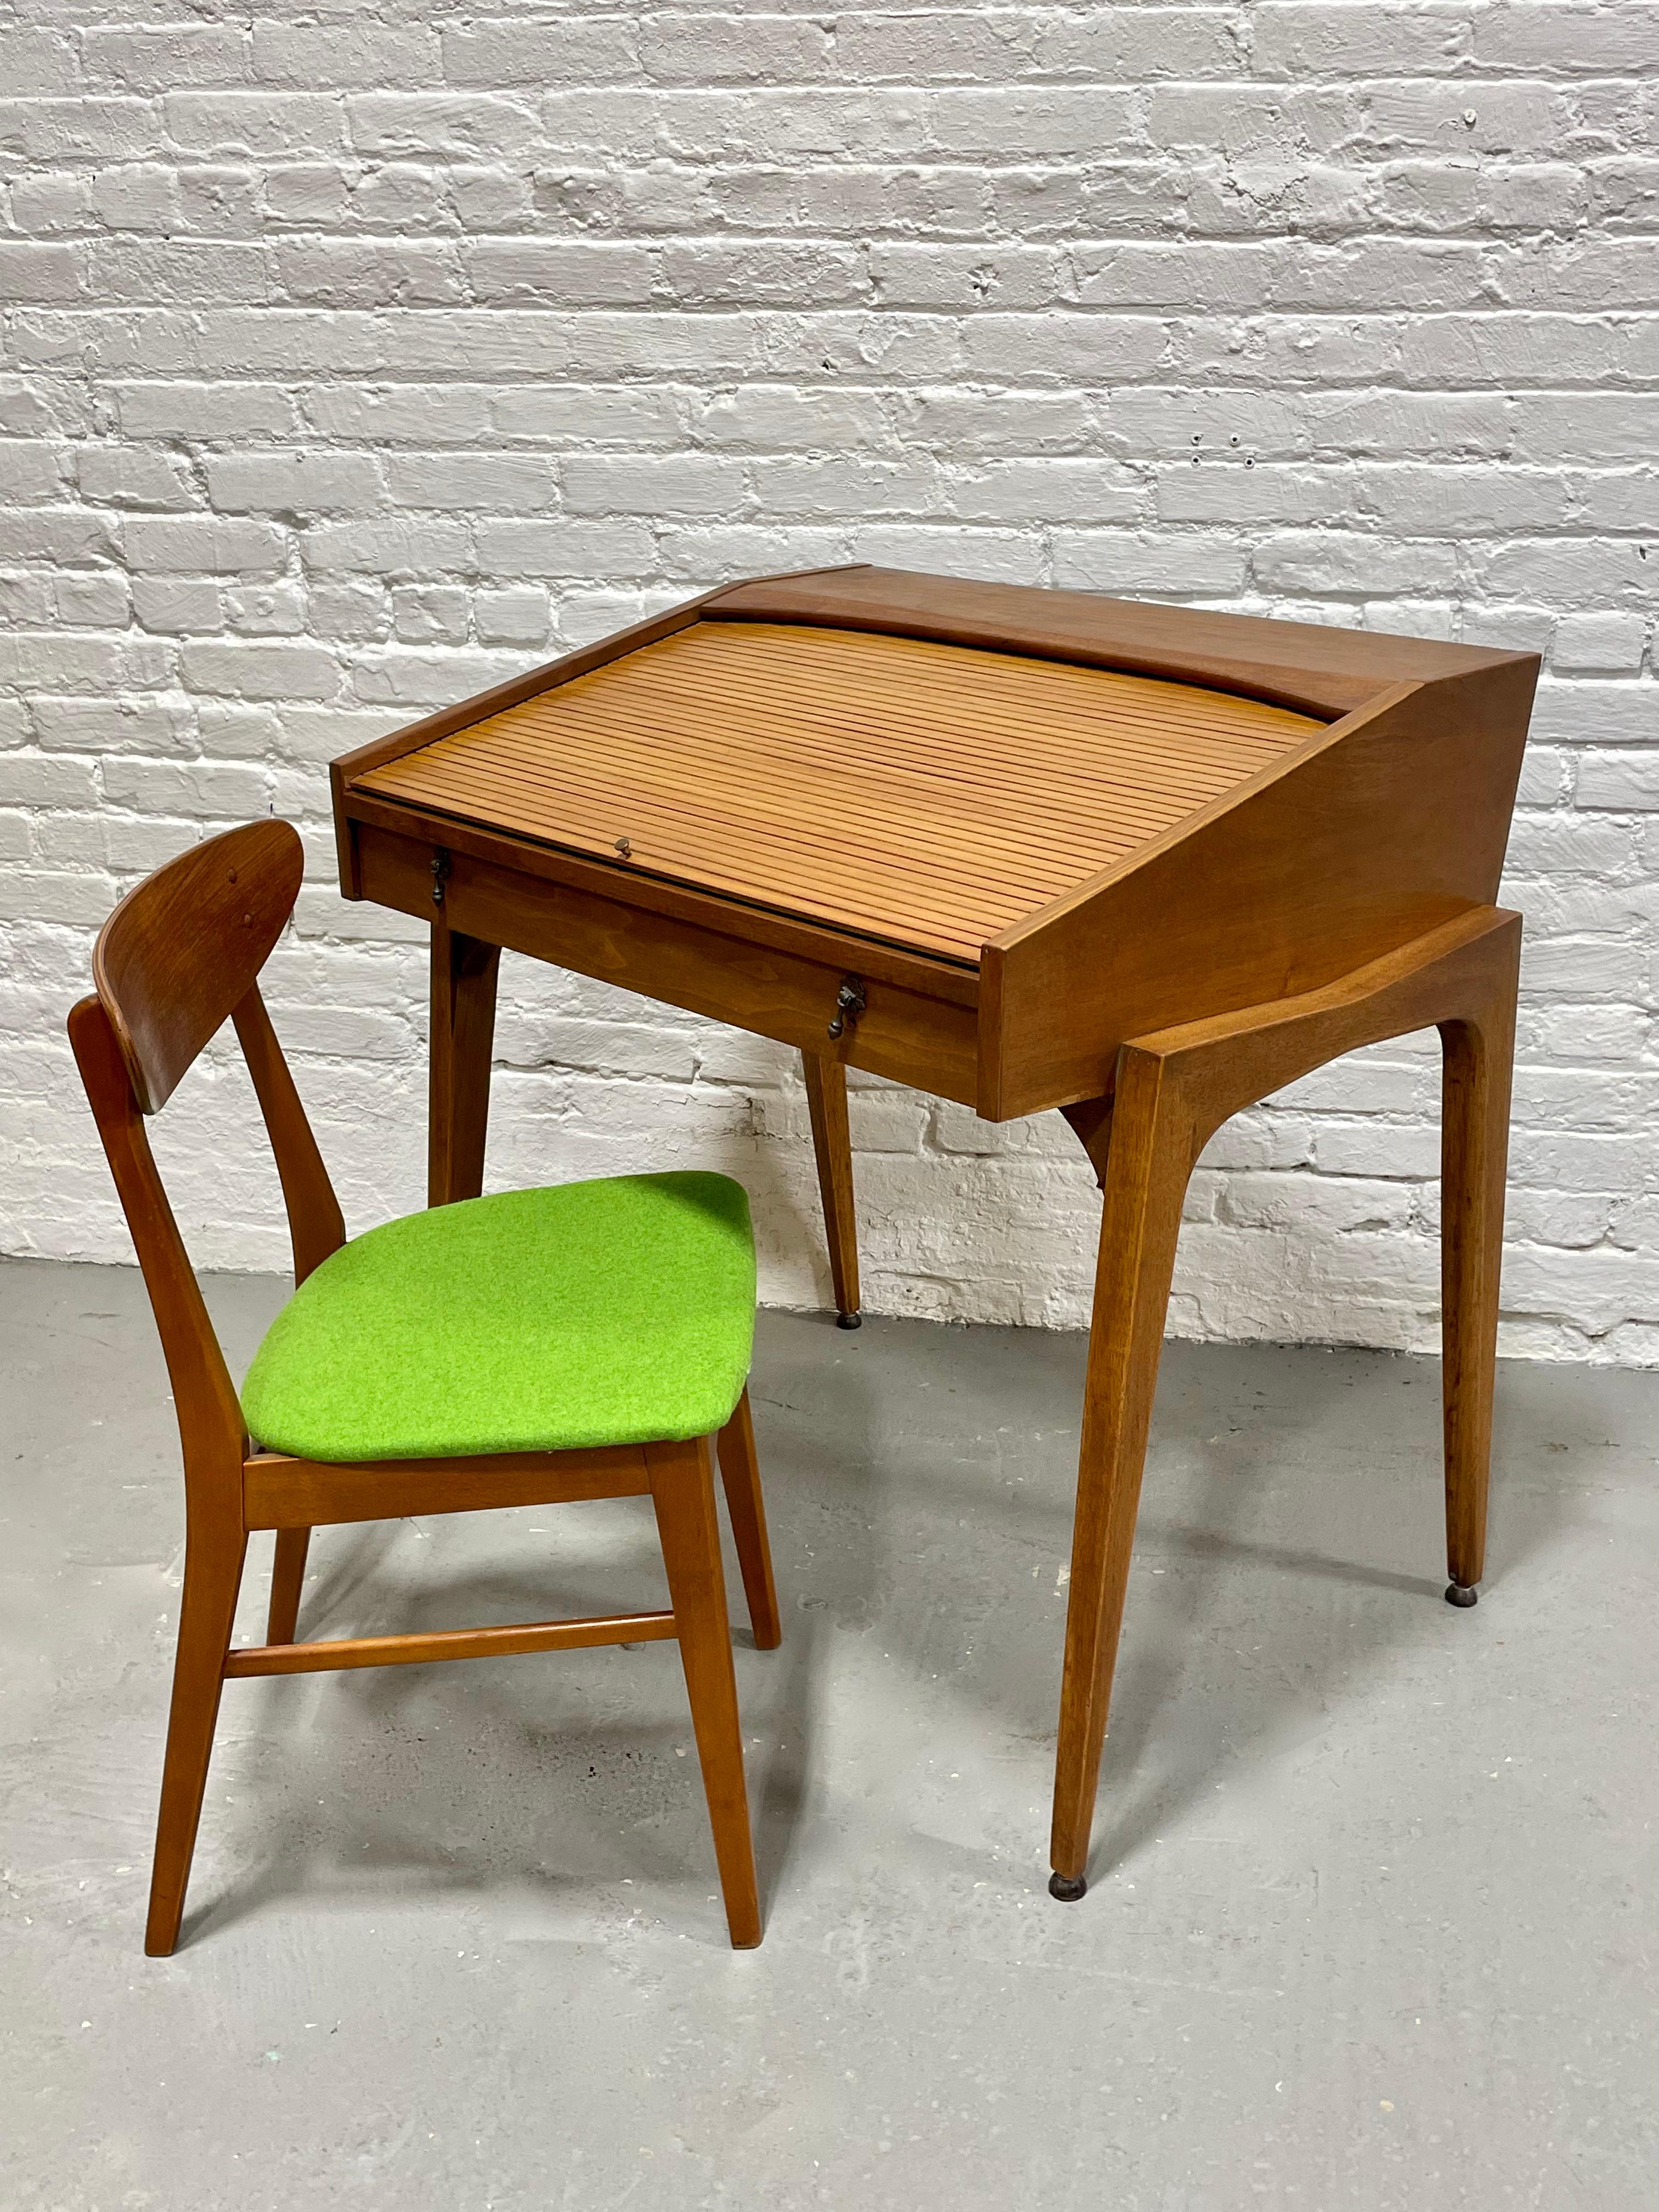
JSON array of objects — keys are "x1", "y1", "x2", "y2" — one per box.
[{"x1": 331, "y1": 564, "x2": 1536, "y2": 1900}]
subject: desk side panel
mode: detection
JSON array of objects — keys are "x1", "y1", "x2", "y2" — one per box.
[
  {"x1": 354, "y1": 825, "x2": 981, "y2": 1105},
  {"x1": 983, "y1": 657, "x2": 1537, "y2": 1119}
]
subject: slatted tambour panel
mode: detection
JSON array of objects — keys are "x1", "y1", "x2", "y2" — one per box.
[{"x1": 356, "y1": 622, "x2": 1325, "y2": 963}]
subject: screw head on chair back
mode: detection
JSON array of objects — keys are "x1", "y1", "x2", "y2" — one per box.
[{"x1": 93, "y1": 818, "x2": 303, "y2": 1115}]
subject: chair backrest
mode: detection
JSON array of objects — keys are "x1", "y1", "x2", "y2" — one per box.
[
  {"x1": 70, "y1": 821, "x2": 347, "y2": 1480},
  {"x1": 95, "y1": 817, "x2": 300, "y2": 1113}
]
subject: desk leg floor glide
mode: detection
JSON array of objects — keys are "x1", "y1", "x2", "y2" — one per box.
[{"x1": 1049, "y1": 909, "x2": 1521, "y2": 1898}]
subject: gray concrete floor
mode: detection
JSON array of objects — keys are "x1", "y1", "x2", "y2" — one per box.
[{"x1": 2, "y1": 1255, "x2": 1654, "y2": 2210}]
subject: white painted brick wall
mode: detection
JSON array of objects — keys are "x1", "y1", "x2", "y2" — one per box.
[{"x1": 1, "y1": 3, "x2": 1655, "y2": 1365}]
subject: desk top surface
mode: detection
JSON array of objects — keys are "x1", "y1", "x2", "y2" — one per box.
[{"x1": 357, "y1": 618, "x2": 1323, "y2": 964}]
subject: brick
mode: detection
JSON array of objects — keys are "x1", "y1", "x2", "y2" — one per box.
[
  {"x1": 349, "y1": 648, "x2": 526, "y2": 707},
  {"x1": 384, "y1": 452, "x2": 555, "y2": 512},
  {"x1": 960, "y1": 313, "x2": 1167, "y2": 383},
  {"x1": 126, "y1": 517, "x2": 287, "y2": 576},
  {"x1": 0, "y1": 867, "x2": 119, "y2": 926},
  {"x1": 133, "y1": 577, "x2": 222, "y2": 635},
  {"x1": 113, "y1": 381, "x2": 295, "y2": 441},
  {"x1": 224, "y1": 582, "x2": 306, "y2": 637},
  {"x1": 932, "y1": 89, "x2": 1139, "y2": 160},
  {"x1": 206, "y1": 451, "x2": 382, "y2": 517},
  {"x1": 561, "y1": 454, "x2": 746, "y2": 518},
  {"x1": 299, "y1": 517, "x2": 472, "y2": 574},
  {"x1": 165, "y1": 93, "x2": 348, "y2": 157},
  {"x1": 251, "y1": 25, "x2": 440, "y2": 91},
  {"x1": 474, "y1": 588, "x2": 549, "y2": 647},
  {"x1": 0, "y1": 441, "x2": 69, "y2": 503},
  {"x1": 178, "y1": 167, "x2": 261, "y2": 238},
  {"x1": 1576, "y1": 751, "x2": 1659, "y2": 811},
  {"x1": 32, "y1": 697, "x2": 193, "y2": 755},
  {"x1": 1472, "y1": 3, "x2": 1659, "y2": 73},
  {"x1": 391, "y1": 585, "x2": 467, "y2": 645},
  {"x1": 304, "y1": 582, "x2": 389, "y2": 644},
  {"x1": 75, "y1": 445, "x2": 196, "y2": 511},
  {"x1": 1250, "y1": 4, "x2": 1469, "y2": 76},
  {"x1": 443, "y1": 20, "x2": 639, "y2": 87},
  {"x1": 300, "y1": 385, "x2": 492, "y2": 447},
  {"x1": 1052, "y1": 530, "x2": 1248, "y2": 594},
  {"x1": 101, "y1": 756, "x2": 270, "y2": 821},
  {"x1": 947, "y1": 459, "x2": 1141, "y2": 524},
  {"x1": 0, "y1": 30, "x2": 78, "y2": 96},
  {"x1": 275, "y1": 240, "x2": 462, "y2": 309},
  {"x1": 641, "y1": 14, "x2": 830, "y2": 83},
  {"x1": 179, "y1": 642, "x2": 340, "y2": 701},
  {"x1": 83, "y1": 27, "x2": 250, "y2": 94},
  {"x1": 1531, "y1": 679, "x2": 1659, "y2": 747},
  {"x1": 56, "y1": 574, "x2": 128, "y2": 629},
  {"x1": 466, "y1": 241, "x2": 657, "y2": 307},
  {"x1": 346, "y1": 94, "x2": 541, "y2": 161},
  {"x1": 0, "y1": 244, "x2": 81, "y2": 303},
  {"x1": 87, "y1": 238, "x2": 271, "y2": 309},
  {"x1": 7, "y1": 172, "x2": 89, "y2": 238},
  {"x1": 88, "y1": 165, "x2": 182, "y2": 235}
]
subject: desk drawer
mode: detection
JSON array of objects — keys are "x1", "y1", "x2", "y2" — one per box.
[{"x1": 356, "y1": 823, "x2": 981, "y2": 1105}]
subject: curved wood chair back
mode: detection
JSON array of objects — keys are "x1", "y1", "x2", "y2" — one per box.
[
  {"x1": 94, "y1": 818, "x2": 301, "y2": 1114},
  {"x1": 69, "y1": 822, "x2": 347, "y2": 1485}
]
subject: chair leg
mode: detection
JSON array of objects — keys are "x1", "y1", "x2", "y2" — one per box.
[
  {"x1": 1048, "y1": 1048, "x2": 1192, "y2": 1901},
  {"x1": 715, "y1": 1389, "x2": 781, "y2": 1650},
  {"x1": 1438, "y1": 933, "x2": 1519, "y2": 1605},
  {"x1": 266, "y1": 1526, "x2": 310, "y2": 1645},
  {"x1": 646, "y1": 1436, "x2": 762, "y2": 1949},
  {"x1": 146, "y1": 1526, "x2": 247, "y2": 1956}
]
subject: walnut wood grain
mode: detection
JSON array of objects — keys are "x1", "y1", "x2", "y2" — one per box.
[
  {"x1": 94, "y1": 819, "x2": 301, "y2": 1114},
  {"x1": 356, "y1": 620, "x2": 1322, "y2": 964},
  {"x1": 803, "y1": 1053, "x2": 861, "y2": 1323},
  {"x1": 344, "y1": 787, "x2": 980, "y2": 997},
  {"x1": 242, "y1": 1446, "x2": 652, "y2": 1530},
  {"x1": 356, "y1": 823, "x2": 983, "y2": 1105},
  {"x1": 980, "y1": 657, "x2": 1536, "y2": 1118},
  {"x1": 709, "y1": 564, "x2": 1530, "y2": 720},
  {"x1": 429, "y1": 916, "x2": 499, "y2": 1206},
  {"x1": 224, "y1": 1610, "x2": 678, "y2": 1678},
  {"x1": 648, "y1": 1435, "x2": 763, "y2": 1948},
  {"x1": 331, "y1": 566, "x2": 864, "y2": 895}
]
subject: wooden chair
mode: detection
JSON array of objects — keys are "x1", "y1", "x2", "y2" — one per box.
[{"x1": 69, "y1": 819, "x2": 779, "y2": 1954}]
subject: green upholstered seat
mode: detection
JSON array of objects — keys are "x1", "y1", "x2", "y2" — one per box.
[{"x1": 240, "y1": 1172, "x2": 757, "y2": 1464}]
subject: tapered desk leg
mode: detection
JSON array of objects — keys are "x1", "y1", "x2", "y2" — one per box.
[
  {"x1": 802, "y1": 1051, "x2": 861, "y2": 1328},
  {"x1": 1438, "y1": 932, "x2": 1519, "y2": 1606},
  {"x1": 1046, "y1": 909, "x2": 1522, "y2": 1897},
  {"x1": 430, "y1": 916, "x2": 500, "y2": 1207},
  {"x1": 1049, "y1": 1050, "x2": 1193, "y2": 1900}
]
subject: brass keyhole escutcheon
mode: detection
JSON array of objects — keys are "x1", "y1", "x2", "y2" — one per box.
[{"x1": 827, "y1": 975, "x2": 866, "y2": 1040}]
